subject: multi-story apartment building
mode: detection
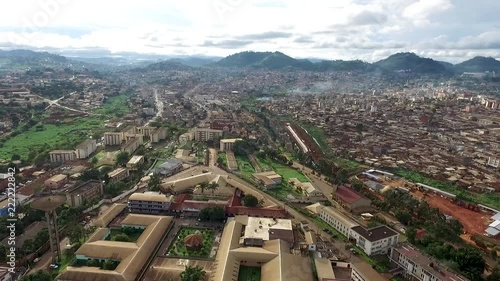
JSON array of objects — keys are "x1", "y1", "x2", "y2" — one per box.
[
  {"x1": 121, "y1": 137, "x2": 143, "y2": 155},
  {"x1": 179, "y1": 132, "x2": 194, "y2": 143},
  {"x1": 75, "y1": 139, "x2": 97, "y2": 159},
  {"x1": 104, "y1": 132, "x2": 123, "y2": 146},
  {"x1": 487, "y1": 156, "x2": 499, "y2": 169},
  {"x1": 390, "y1": 244, "x2": 469, "y2": 281},
  {"x1": 108, "y1": 168, "x2": 129, "y2": 182},
  {"x1": 49, "y1": 150, "x2": 76, "y2": 163},
  {"x1": 128, "y1": 192, "x2": 173, "y2": 214},
  {"x1": 351, "y1": 225, "x2": 399, "y2": 256},
  {"x1": 65, "y1": 180, "x2": 104, "y2": 207},
  {"x1": 127, "y1": 155, "x2": 145, "y2": 171},
  {"x1": 151, "y1": 127, "x2": 167, "y2": 143},
  {"x1": 319, "y1": 206, "x2": 359, "y2": 238},
  {"x1": 351, "y1": 262, "x2": 387, "y2": 281},
  {"x1": 194, "y1": 128, "x2": 223, "y2": 141},
  {"x1": 44, "y1": 174, "x2": 68, "y2": 189},
  {"x1": 219, "y1": 138, "x2": 242, "y2": 152}
]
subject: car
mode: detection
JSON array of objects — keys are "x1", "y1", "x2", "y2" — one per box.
[
  {"x1": 49, "y1": 263, "x2": 59, "y2": 269},
  {"x1": 202, "y1": 169, "x2": 209, "y2": 173}
]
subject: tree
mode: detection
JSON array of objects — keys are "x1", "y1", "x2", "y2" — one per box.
[
  {"x1": 180, "y1": 265, "x2": 206, "y2": 281},
  {"x1": 67, "y1": 225, "x2": 86, "y2": 244},
  {"x1": 207, "y1": 182, "x2": 219, "y2": 194},
  {"x1": 102, "y1": 260, "x2": 116, "y2": 270},
  {"x1": 242, "y1": 194, "x2": 259, "y2": 207},
  {"x1": 111, "y1": 233, "x2": 131, "y2": 242},
  {"x1": 406, "y1": 227, "x2": 417, "y2": 244},
  {"x1": 199, "y1": 206, "x2": 225, "y2": 222},
  {"x1": 0, "y1": 244, "x2": 6, "y2": 263},
  {"x1": 91, "y1": 157, "x2": 98, "y2": 165},
  {"x1": 11, "y1": 153, "x2": 21, "y2": 161},
  {"x1": 395, "y1": 211, "x2": 412, "y2": 226},
  {"x1": 148, "y1": 174, "x2": 162, "y2": 192},
  {"x1": 21, "y1": 270, "x2": 53, "y2": 281},
  {"x1": 453, "y1": 247, "x2": 485, "y2": 280},
  {"x1": 115, "y1": 151, "x2": 129, "y2": 165},
  {"x1": 199, "y1": 181, "x2": 209, "y2": 194}
]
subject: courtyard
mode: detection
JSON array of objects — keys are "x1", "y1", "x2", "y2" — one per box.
[{"x1": 167, "y1": 227, "x2": 215, "y2": 258}]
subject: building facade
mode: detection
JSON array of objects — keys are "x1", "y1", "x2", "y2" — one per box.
[
  {"x1": 351, "y1": 225, "x2": 399, "y2": 256},
  {"x1": 104, "y1": 132, "x2": 123, "y2": 146},
  {"x1": 194, "y1": 128, "x2": 223, "y2": 141},
  {"x1": 319, "y1": 206, "x2": 359, "y2": 238},
  {"x1": 75, "y1": 139, "x2": 97, "y2": 159},
  {"x1": 66, "y1": 180, "x2": 104, "y2": 207},
  {"x1": 128, "y1": 192, "x2": 173, "y2": 214},
  {"x1": 108, "y1": 168, "x2": 130, "y2": 182},
  {"x1": 219, "y1": 138, "x2": 243, "y2": 152},
  {"x1": 49, "y1": 150, "x2": 76, "y2": 163}
]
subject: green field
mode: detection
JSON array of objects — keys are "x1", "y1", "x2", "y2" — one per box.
[
  {"x1": 218, "y1": 152, "x2": 227, "y2": 167},
  {"x1": 236, "y1": 155, "x2": 255, "y2": 175},
  {"x1": 0, "y1": 93, "x2": 132, "y2": 161},
  {"x1": 257, "y1": 157, "x2": 308, "y2": 182},
  {"x1": 0, "y1": 116, "x2": 104, "y2": 161},
  {"x1": 238, "y1": 266, "x2": 261, "y2": 281}
]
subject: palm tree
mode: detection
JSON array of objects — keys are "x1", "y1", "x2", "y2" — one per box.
[
  {"x1": 199, "y1": 181, "x2": 209, "y2": 194},
  {"x1": 207, "y1": 182, "x2": 219, "y2": 195}
]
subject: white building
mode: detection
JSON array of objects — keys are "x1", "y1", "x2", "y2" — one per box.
[
  {"x1": 487, "y1": 156, "x2": 499, "y2": 169},
  {"x1": 319, "y1": 206, "x2": 359, "y2": 238},
  {"x1": 128, "y1": 192, "x2": 173, "y2": 214},
  {"x1": 104, "y1": 132, "x2": 123, "y2": 146},
  {"x1": 219, "y1": 138, "x2": 243, "y2": 152},
  {"x1": 49, "y1": 150, "x2": 76, "y2": 163},
  {"x1": 390, "y1": 244, "x2": 469, "y2": 281},
  {"x1": 75, "y1": 139, "x2": 97, "y2": 159},
  {"x1": 350, "y1": 225, "x2": 399, "y2": 256}
]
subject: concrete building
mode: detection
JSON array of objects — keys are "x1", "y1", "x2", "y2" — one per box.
[
  {"x1": 121, "y1": 136, "x2": 143, "y2": 155},
  {"x1": 351, "y1": 262, "x2": 387, "y2": 281},
  {"x1": 153, "y1": 158, "x2": 183, "y2": 176},
  {"x1": 44, "y1": 174, "x2": 68, "y2": 189},
  {"x1": 390, "y1": 244, "x2": 469, "y2": 281},
  {"x1": 253, "y1": 171, "x2": 282, "y2": 189},
  {"x1": 75, "y1": 139, "x2": 97, "y2": 159},
  {"x1": 208, "y1": 216, "x2": 313, "y2": 281},
  {"x1": 150, "y1": 127, "x2": 167, "y2": 143},
  {"x1": 333, "y1": 185, "x2": 372, "y2": 213},
  {"x1": 194, "y1": 128, "x2": 223, "y2": 141},
  {"x1": 103, "y1": 132, "x2": 123, "y2": 146},
  {"x1": 219, "y1": 138, "x2": 243, "y2": 152},
  {"x1": 108, "y1": 168, "x2": 129, "y2": 182},
  {"x1": 351, "y1": 225, "x2": 399, "y2": 256},
  {"x1": 60, "y1": 207, "x2": 172, "y2": 281},
  {"x1": 289, "y1": 178, "x2": 325, "y2": 202},
  {"x1": 319, "y1": 206, "x2": 359, "y2": 238},
  {"x1": 179, "y1": 131, "x2": 194, "y2": 143},
  {"x1": 128, "y1": 192, "x2": 173, "y2": 214},
  {"x1": 65, "y1": 180, "x2": 104, "y2": 207},
  {"x1": 49, "y1": 150, "x2": 76, "y2": 163},
  {"x1": 126, "y1": 155, "x2": 145, "y2": 171}
]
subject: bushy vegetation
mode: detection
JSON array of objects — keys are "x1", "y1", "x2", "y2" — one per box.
[{"x1": 168, "y1": 228, "x2": 214, "y2": 258}]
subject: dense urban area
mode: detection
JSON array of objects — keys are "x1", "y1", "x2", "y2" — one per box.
[{"x1": 0, "y1": 49, "x2": 500, "y2": 281}]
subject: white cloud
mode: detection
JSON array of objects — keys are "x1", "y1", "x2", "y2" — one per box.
[{"x1": 402, "y1": 0, "x2": 453, "y2": 25}]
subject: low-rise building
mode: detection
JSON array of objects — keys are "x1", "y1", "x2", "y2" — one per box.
[
  {"x1": 153, "y1": 158, "x2": 183, "y2": 176},
  {"x1": 49, "y1": 150, "x2": 76, "y2": 163},
  {"x1": 108, "y1": 168, "x2": 129, "y2": 182},
  {"x1": 390, "y1": 244, "x2": 469, "y2": 281},
  {"x1": 103, "y1": 132, "x2": 123, "y2": 146},
  {"x1": 351, "y1": 225, "x2": 399, "y2": 256},
  {"x1": 65, "y1": 180, "x2": 104, "y2": 207},
  {"x1": 333, "y1": 185, "x2": 371, "y2": 213},
  {"x1": 289, "y1": 178, "x2": 324, "y2": 202},
  {"x1": 179, "y1": 131, "x2": 194, "y2": 143},
  {"x1": 121, "y1": 136, "x2": 143, "y2": 155},
  {"x1": 128, "y1": 192, "x2": 173, "y2": 214},
  {"x1": 219, "y1": 138, "x2": 242, "y2": 152},
  {"x1": 319, "y1": 206, "x2": 359, "y2": 238},
  {"x1": 75, "y1": 139, "x2": 97, "y2": 159},
  {"x1": 127, "y1": 155, "x2": 145, "y2": 171},
  {"x1": 194, "y1": 128, "x2": 223, "y2": 141},
  {"x1": 351, "y1": 262, "x2": 387, "y2": 281},
  {"x1": 44, "y1": 174, "x2": 68, "y2": 189},
  {"x1": 253, "y1": 171, "x2": 282, "y2": 189}
]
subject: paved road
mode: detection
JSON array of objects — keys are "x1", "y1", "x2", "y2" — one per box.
[{"x1": 28, "y1": 237, "x2": 69, "y2": 274}]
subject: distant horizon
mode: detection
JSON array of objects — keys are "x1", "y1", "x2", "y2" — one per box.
[
  {"x1": 1, "y1": 1, "x2": 499, "y2": 63},
  {"x1": 1, "y1": 47, "x2": 499, "y2": 65}
]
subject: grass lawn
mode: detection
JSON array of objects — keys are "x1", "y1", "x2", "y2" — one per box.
[
  {"x1": 218, "y1": 152, "x2": 227, "y2": 167},
  {"x1": 106, "y1": 228, "x2": 144, "y2": 242},
  {"x1": 257, "y1": 157, "x2": 309, "y2": 182},
  {"x1": 95, "y1": 95, "x2": 131, "y2": 117},
  {"x1": 236, "y1": 155, "x2": 255, "y2": 175},
  {"x1": 238, "y1": 266, "x2": 261, "y2": 281},
  {"x1": 0, "y1": 116, "x2": 105, "y2": 160},
  {"x1": 168, "y1": 227, "x2": 214, "y2": 258}
]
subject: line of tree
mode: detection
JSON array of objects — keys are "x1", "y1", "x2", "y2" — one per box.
[{"x1": 199, "y1": 206, "x2": 225, "y2": 222}]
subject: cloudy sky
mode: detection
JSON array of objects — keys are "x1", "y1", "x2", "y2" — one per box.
[{"x1": 0, "y1": 0, "x2": 499, "y2": 62}]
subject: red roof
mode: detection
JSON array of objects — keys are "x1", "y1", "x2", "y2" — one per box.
[{"x1": 335, "y1": 185, "x2": 363, "y2": 204}]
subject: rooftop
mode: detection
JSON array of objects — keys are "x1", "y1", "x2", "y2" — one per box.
[
  {"x1": 127, "y1": 155, "x2": 144, "y2": 165},
  {"x1": 335, "y1": 185, "x2": 366, "y2": 204},
  {"x1": 128, "y1": 192, "x2": 173, "y2": 203},
  {"x1": 351, "y1": 225, "x2": 398, "y2": 242}
]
